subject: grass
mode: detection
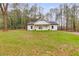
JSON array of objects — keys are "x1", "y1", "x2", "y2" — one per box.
[{"x1": 0, "y1": 30, "x2": 79, "y2": 56}]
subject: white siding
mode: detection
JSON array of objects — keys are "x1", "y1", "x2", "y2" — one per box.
[
  {"x1": 27, "y1": 25, "x2": 58, "y2": 30},
  {"x1": 50, "y1": 25, "x2": 57, "y2": 30},
  {"x1": 34, "y1": 20, "x2": 50, "y2": 25},
  {"x1": 34, "y1": 25, "x2": 50, "y2": 30},
  {"x1": 27, "y1": 25, "x2": 34, "y2": 30},
  {"x1": 54, "y1": 25, "x2": 57, "y2": 30},
  {"x1": 27, "y1": 20, "x2": 58, "y2": 30}
]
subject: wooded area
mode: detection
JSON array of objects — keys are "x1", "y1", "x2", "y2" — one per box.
[{"x1": 0, "y1": 3, "x2": 79, "y2": 32}]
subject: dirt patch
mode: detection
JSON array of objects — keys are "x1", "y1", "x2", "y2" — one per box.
[{"x1": 68, "y1": 32, "x2": 79, "y2": 35}]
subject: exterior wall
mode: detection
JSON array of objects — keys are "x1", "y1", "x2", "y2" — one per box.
[
  {"x1": 50, "y1": 25, "x2": 57, "y2": 30},
  {"x1": 27, "y1": 25, "x2": 34, "y2": 30},
  {"x1": 34, "y1": 25, "x2": 50, "y2": 30},
  {"x1": 54, "y1": 25, "x2": 57, "y2": 30},
  {"x1": 27, "y1": 25, "x2": 58, "y2": 30}
]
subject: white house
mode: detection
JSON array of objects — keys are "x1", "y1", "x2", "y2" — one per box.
[{"x1": 27, "y1": 20, "x2": 58, "y2": 30}]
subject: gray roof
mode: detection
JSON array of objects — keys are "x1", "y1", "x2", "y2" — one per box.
[
  {"x1": 27, "y1": 20, "x2": 58, "y2": 25},
  {"x1": 48, "y1": 21, "x2": 58, "y2": 25},
  {"x1": 27, "y1": 22, "x2": 34, "y2": 25}
]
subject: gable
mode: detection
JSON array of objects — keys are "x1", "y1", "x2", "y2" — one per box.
[
  {"x1": 34, "y1": 20, "x2": 50, "y2": 25},
  {"x1": 27, "y1": 20, "x2": 58, "y2": 25}
]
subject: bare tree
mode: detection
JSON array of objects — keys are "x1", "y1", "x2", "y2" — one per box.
[
  {"x1": 59, "y1": 4, "x2": 63, "y2": 30},
  {"x1": 63, "y1": 4, "x2": 70, "y2": 31},
  {"x1": 0, "y1": 3, "x2": 8, "y2": 31},
  {"x1": 71, "y1": 4, "x2": 77, "y2": 31}
]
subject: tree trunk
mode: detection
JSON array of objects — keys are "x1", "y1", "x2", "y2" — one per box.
[
  {"x1": 66, "y1": 17, "x2": 68, "y2": 31},
  {"x1": 3, "y1": 12, "x2": 8, "y2": 31},
  {"x1": 60, "y1": 15, "x2": 63, "y2": 30},
  {"x1": 0, "y1": 3, "x2": 8, "y2": 31},
  {"x1": 73, "y1": 18, "x2": 76, "y2": 31}
]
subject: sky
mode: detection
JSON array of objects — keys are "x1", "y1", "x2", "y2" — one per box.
[
  {"x1": 28, "y1": 3, "x2": 61, "y2": 21},
  {"x1": 9, "y1": 3, "x2": 61, "y2": 13},
  {"x1": 8, "y1": 3, "x2": 62, "y2": 22},
  {"x1": 37, "y1": 3, "x2": 60, "y2": 9},
  {"x1": 30, "y1": 3, "x2": 61, "y2": 13},
  {"x1": 30, "y1": 3, "x2": 61, "y2": 21},
  {"x1": 33, "y1": 3, "x2": 61, "y2": 21}
]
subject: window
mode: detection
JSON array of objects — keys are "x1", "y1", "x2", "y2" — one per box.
[
  {"x1": 45, "y1": 25, "x2": 48, "y2": 27},
  {"x1": 52, "y1": 26, "x2": 53, "y2": 29},
  {"x1": 39, "y1": 26, "x2": 42, "y2": 29},
  {"x1": 31, "y1": 26, "x2": 33, "y2": 29}
]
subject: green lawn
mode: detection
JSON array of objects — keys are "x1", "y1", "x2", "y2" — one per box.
[{"x1": 0, "y1": 30, "x2": 79, "y2": 56}]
